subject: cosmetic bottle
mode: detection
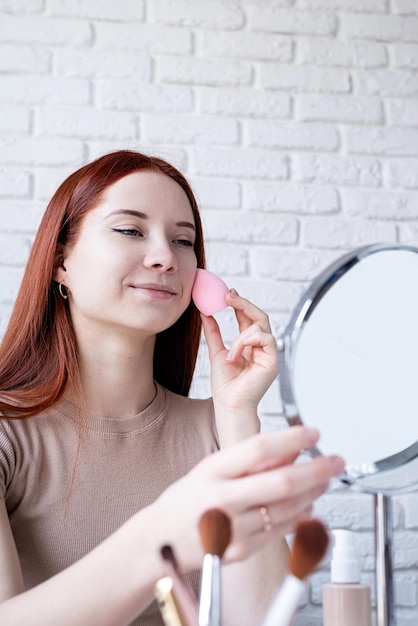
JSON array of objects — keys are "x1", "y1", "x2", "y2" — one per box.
[{"x1": 322, "y1": 529, "x2": 371, "y2": 626}]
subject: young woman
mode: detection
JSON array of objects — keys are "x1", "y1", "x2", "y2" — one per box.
[{"x1": 0, "y1": 150, "x2": 343, "y2": 625}]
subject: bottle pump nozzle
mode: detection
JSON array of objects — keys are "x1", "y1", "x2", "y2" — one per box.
[{"x1": 330, "y1": 529, "x2": 360, "y2": 584}]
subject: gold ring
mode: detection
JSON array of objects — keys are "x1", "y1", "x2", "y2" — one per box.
[{"x1": 259, "y1": 506, "x2": 273, "y2": 532}]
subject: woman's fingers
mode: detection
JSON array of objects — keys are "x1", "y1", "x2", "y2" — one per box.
[
  {"x1": 224, "y1": 453, "x2": 344, "y2": 507},
  {"x1": 197, "y1": 426, "x2": 322, "y2": 479},
  {"x1": 200, "y1": 313, "x2": 225, "y2": 360},
  {"x1": 219, "y1": 457, "x2": 339, "y2": 562},
  {"x1": 194, "y1": 429, "x2": 343, "y2": 551},
  {"x1": 232, "y1": 484, "x2": 327, "y2": 539},
  {"x1": 224, "y1": 507, "x2": 313, "y2": 563},
  {"x1": 225, "y1": 290, "x2": 272, "y2": 334},
  {"x1": 156, "y1": 428, "x2": 343, "y2": 569},
  {"x1": 225, "y1": 323, "x2": 278, "y2": 365}
]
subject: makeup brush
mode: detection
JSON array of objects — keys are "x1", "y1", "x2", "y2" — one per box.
[
  {"x1": 160, "y1": 545, "x2": 199, "y2": 626},
  {"x1": 198, "y1": 508, "x2": 232, "y2": 626},
  {"x1": 155, "y1": 575, "x2": 183, "y2": 626},
  {"x1": 261, "y1": 518, "x2": 330, "y2": 626}
]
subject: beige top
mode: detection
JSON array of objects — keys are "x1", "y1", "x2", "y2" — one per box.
[{"x1": 0, "y1": 383, "x2": 219, "y2": 625}]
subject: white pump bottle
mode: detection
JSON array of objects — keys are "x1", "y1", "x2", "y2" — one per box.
[{"x1": 322, "y1": 529, "x2": 371, "y2": 626}]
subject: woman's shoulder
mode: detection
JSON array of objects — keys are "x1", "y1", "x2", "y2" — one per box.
[{"x1": 0, "y1": 400, "x2": 76, "y2": 441}]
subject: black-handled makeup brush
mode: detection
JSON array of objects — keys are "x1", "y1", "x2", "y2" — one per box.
[
  {"x1": 160, "y1": 545, "x2": 199, "y2": 626},
  {"x1": 198, "y1": 508, "x2": 232, "y2": 626}
]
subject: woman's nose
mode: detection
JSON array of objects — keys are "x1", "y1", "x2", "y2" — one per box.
[{"x1": 142, "y1": 239, "x2": 177, "y2": 272}]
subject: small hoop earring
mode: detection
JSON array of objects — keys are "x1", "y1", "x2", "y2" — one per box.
[{"x1": 58, "y1": 282, "x2": 68, "y2": 300}]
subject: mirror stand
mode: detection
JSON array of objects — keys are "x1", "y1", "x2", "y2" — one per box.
[
  {"x1": 278, "y1": 245, "x2": 418, "y2": 626},
  {"x1": 375, "y1": 493, "x2": 394, "y2": 626}
]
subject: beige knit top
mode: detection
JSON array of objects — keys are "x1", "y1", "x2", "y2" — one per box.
[{"x1": 0, "y1": 383, "x2": 219, "y2": 625}]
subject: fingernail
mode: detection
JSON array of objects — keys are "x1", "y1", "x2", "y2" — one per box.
[
  {"x1": 229, "y1": 288, "x2": 238, "y2": 297},
  {"x1": 330, "y1": 456, "x2": 345, "y2": 474},
  {"x1": 226, "y1": 349, "x2": 233, "y2": 361},
  {"x1": 304, "y1": 427, "x2": 319, "y2": 445}
]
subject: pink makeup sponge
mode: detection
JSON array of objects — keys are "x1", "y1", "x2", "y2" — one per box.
[{"x1": 192, "y1": 269, "x2": 229, "y2": 316}]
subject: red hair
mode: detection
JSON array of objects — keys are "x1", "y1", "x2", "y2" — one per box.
[{"x1": 0, "y1": 151, "x2": 206, "y2": 418}]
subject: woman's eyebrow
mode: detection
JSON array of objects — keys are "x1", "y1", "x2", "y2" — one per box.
[
  {"x1": 176, "y1": 220, "x2": 196, "y2": 232},
  {"x1": 105, "y1": 209, "x2": 196, "y2": 231},
  {"x1": 105, "y1": 209, "x2": 148, "y2": 220}
]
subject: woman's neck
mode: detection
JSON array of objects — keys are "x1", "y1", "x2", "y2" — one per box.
[{"x1": 74, "y1": 332, "x2": 157, "y2": 418}]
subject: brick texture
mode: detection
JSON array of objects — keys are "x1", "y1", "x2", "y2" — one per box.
[{"x1": 1, "y1": 1, "x2": 417, "y2": 623}]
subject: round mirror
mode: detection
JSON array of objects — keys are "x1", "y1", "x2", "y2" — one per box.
[{"x1": 278, "y1": 243, "x2": 418, "y2": 495}]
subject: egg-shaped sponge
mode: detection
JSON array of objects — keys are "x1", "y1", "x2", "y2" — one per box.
[{"x1": 192, "y1": 268, "x2": 229, "y2": 316}]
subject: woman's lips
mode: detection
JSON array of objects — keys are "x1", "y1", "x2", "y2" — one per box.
[{"x1": 132, "y1": 283, "x2": 178, "y2": 299}]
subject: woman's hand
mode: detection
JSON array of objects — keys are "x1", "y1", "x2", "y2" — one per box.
[
  {"x1": 0, "y1": 427, "x2": 343, "y2": 626},
  {"x1": 201, "y1": 289, "x2": 278, "y2": 445},
  {"x1": 149, "y1": 426, "x2": 344, "y2": 570}
]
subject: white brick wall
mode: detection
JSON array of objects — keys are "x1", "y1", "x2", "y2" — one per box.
[{"x1": 0, "y1": 1, "x2": 417, "y2": 623}]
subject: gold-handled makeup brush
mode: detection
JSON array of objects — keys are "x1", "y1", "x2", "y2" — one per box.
[
  {"x1": 261, "y1": 518, "x2": 330, "y2": 626},
  {"x1": 155, "y1": 576, "x2": 184, "y2": 626},
  {"x1": 198, "y1": 508, "x2": 232, "y2": 626}
]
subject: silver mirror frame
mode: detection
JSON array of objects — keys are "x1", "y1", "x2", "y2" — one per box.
[
  {"x1": 277, "y1": 242, "x2": 418, "y2": 626},
  {"x1": 278, "y1": 242, "x2": 418, "y2": 493}
]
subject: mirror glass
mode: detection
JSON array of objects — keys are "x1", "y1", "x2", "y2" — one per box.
[{"x1": 278, "y1": 244, "x2": 418, "y2": 494}]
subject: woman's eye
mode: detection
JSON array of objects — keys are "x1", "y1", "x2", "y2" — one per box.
[
  {"x1": 112, "y1": 228, "x2": 142, "y2": 237},
  {"x1": 173, "y1": 239, "x2": 194, "y2": 247}
]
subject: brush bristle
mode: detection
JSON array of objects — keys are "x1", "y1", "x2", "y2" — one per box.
[
  {"x1": 290, "y1": 518, "x2": 329, "y2": 581},
  {"x1": 161, "y1": 544, "x2": 178, "y2": 570},
  {"x1": 198, "y1": 508, "x2": 232, "y2": 558}
]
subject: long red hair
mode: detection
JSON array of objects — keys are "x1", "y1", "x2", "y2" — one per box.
[{"x1": 0, "y1": 150, "x2": 206, "y2": 418}]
